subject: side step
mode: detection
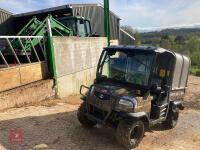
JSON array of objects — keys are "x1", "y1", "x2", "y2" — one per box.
[
  {"x1": 149, "y1": 103, "x2": 169, "y2": 126},
  {"x1": 150, "y1": 103, "x2": 169, "y2": 120},
  {"x1": 150, "y1": 117, "x2": 166, "y2": 126}
]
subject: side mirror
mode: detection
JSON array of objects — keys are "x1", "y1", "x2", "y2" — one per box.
[
  {"x1": 80, "y1": 85, "x2": 89, "y2": 97},
  {"x1": 150, "y1": 84, "x2": 161, "y2": 92},
  {"x1": 163, "y1": 85, "x2": 170, "y2": 91}
]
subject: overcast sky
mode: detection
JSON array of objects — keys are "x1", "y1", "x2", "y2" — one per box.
[{"x1": 0, "y1": 0, "x2": 200, "y2": 31}]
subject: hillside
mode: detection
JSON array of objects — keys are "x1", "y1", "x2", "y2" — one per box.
[
  {"x1": 137, "y1": 28, "x2": 200, "y2": 75},
  {"x1": 141, "y1": 28, "x2": 200, "y2": 37},
  {"x1": 140, "y1": 28, "x2": 200, "y2": 45}
]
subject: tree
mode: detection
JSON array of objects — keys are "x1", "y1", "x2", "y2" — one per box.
[
  {"x1": 186, "y1": 34, "x2": 200, "y2": 54},
  {"x1": 190, "y1": 51, "x2": 200, "y2": 66},
  {"x1": 175, "y1": 35, "x2": 186, "y2": 44},
  {"x1": 160, "y1": 35, "x2": 174, "y2": 49},
  {"x1": 121, "y1": 26, "x2": 141, "y2": 45}
]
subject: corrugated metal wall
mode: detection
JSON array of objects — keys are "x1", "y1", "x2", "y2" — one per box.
[
  {"x1": 0, "y1": 8, "x2": 13, "y2": 35},
  {"x1": 0, "y1": 9, "x2": 11, "y2": 23},
  {"x1": 72, "y1": 5, "x2": 120, "y2": 40}
]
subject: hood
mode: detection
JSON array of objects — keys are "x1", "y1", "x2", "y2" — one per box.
[{"x1": 93, "y1": 82, "x2": 138, "y2": 97}]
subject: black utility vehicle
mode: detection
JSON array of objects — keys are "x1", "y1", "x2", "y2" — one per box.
[{"x1": 78, "y1": 46, "x2": 190, "y2": 149}]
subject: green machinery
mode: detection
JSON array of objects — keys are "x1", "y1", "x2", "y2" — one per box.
[
  {"x1": 58, "y1": 16, "x2": 92, "y2": 37},
  {"x1": 4, "y1": 15, "x2": 93, "y2": 55},
  {"x1": 18, "y1": 15, "x2": 73, "y2": 37}
]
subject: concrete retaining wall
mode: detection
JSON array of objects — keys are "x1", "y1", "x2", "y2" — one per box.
[
  {"x1": 110, "y1": 40, "x2": 119, "y2": 46},
  {"x1": 53, "y1": 37, "x2": 107, "y2": 98},
  {"x1": 0, "y1": 80, "x2": 54, "y2": 110}
]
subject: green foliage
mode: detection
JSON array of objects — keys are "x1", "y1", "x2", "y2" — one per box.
[
  {"x1": 134, "y1": 32, "x2": 141, "y2": 45},
  {"x1": 175, "y1": 35, "x2": 186, "y2": 44},
  {"x1": 160, "y1": 35, "x2": 175, "y2": 49},
  {"x1": 120, "y1": 26, "x2": 200, "y2": 70},
  {"x1": 190, "y1": 51, "x2": 200, "y2": 66},
  {"x1": 138, "y1": 28, "x2": 200, "y2": 69},
  {"x1": 191, "y1": 66, "x2": 200, "y2": 75},
  {"x1": 185, "y1": 34, "x2": 200, "y2": 53}
]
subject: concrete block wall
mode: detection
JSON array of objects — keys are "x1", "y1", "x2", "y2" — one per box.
[{"x1": 53, "y1": 37, "x2": 107, "y2": 98}]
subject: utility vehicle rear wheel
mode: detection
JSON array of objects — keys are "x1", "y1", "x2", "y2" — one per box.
[
  {"x1": 116, "y1": 120, "x2": 144, "y2": 149},
  {"x1": 77, "y1": 102, "x2": 97, "y2": 127},
  {"x1": 162, "y1": 105, "x2": 179, "y2": 129}
]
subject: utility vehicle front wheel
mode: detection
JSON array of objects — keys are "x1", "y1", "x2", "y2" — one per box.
[
  {"x1": 116, "y1": 120, "x2": 144, "y2": 149},
  {"x1": 162, "y1": 105, "x2": 179, "y2": 129},
  {"x1": 77, "y1": 102, "x2": 97, "y2": 127}
]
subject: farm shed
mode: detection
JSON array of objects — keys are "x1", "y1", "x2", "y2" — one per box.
[{"x1": 0, "y1": 3, "x2": 134, "y2": 44}]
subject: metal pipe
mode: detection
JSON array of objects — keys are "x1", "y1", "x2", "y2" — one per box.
[
  {"x1": 46, "y1": 17, "x2": 58, "y2": 97},
  {"x1": 29, "y1": 38, "x2": 40, "y2": 62},
  {"x1": 0, "y1": 36, "x2": 43, "y2": 38},
  {"x1": 47, "y1": 36, "x2": 58, "y2": 97},
  {"x1": 18, "y1": 38, "x2": 31, "y2": 63},
  {"x1": 37, "y1": 38, "x2": 45, "y2": 57},
  {"x1": 120, "y1": 28, "x2": 136, "y2": 41},
  {"x1": 0, "y1": 51, "x2": 9, "y2": 67},
  {"x1": 6, "y1": 38, "x2": 21, "y2": 65},
  {"x1": 104, "y1": 0, "x2": 110, "y2": 46},
  {"x1": 41, "y1": 37, "x2": 49, "y2": 77},
  {"x1": 46, "y1": 18, "x2": 53, "y2": 36}
]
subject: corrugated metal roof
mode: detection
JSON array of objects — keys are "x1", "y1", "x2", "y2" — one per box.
[
  {"x1": 71, "y1": 3, "x2": 121, "y2": 20},
  {"x1": 0, "y1": 8, "x2": 13, "y2": 15},
  {"x1": 14, "y1": 5, "x2": 72, "y2": 17},
  {"x1": 13, "y1": 3, "x2": 121, "y2": 19},
  {"x1": 0, "y1": 8, "x2": 13, "y2": 34}
]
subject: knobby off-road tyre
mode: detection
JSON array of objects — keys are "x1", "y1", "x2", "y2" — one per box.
[
  {"x1": 77, "y1": 102, "x2": 97, "y2": 127},
  {"x1": 162, "y1": 105, "x2": 179, "y2": 129},
  {"x1": 116, "y1": 120, "x2": 144, "y2": 149}
]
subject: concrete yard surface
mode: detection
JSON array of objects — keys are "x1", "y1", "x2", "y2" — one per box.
[{"x1": 0, "y1": 76, "x2": 199, "y2": 150}]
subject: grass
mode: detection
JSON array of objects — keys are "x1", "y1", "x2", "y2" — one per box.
[{"x1": 191, "y1": 66, "x2": 200, "y2": 75}]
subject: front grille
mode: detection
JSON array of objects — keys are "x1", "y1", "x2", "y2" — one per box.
[
  {"x1": 94, "y1": 91, "x2": 110, "y2": 100},
  {"x1": 89, "y1": 105, "x2": 108, "y2": 120}
]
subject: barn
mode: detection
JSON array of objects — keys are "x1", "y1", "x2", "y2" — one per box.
[{"x1": 0, "y1": 3, "x2": 135, "y2": 44}]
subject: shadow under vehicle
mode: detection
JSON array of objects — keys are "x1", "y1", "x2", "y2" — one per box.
[{"x1": 78, "y1": 46, "x2": 190, "y2": 149}]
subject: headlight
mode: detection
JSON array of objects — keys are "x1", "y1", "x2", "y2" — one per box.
[
  {"x1": 118, "y1": 96, "x2": 137, "y2": 109},
  {"x1": 119, "y1": 99, "x2": 134, "y2": 108}
]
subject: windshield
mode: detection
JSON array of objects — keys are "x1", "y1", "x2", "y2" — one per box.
[
  {"x1": 98, "y1": 50, "x2": 154, "y2": 86},
  {"x1": 77, "y1": 19, "x2": 87, "y2": 37},
  {"x1": 85, "y1": 20, "x2": 92, "y2": 36},
  {"x1": 59, "y1": 19, "x2": 76, "y2": 35}
]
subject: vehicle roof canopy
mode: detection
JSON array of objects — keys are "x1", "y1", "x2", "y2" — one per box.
[{"x1": 105, "y1": 46, "x2": 191, "y2": 90}]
